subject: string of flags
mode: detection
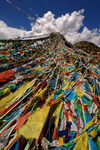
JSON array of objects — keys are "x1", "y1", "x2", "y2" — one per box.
[
  {"x1": 0, "y1": 33, "x2": 100, "y2": 150},
  {"x1": 6, "y1": 0, "x2": 51, "y2": 32}
]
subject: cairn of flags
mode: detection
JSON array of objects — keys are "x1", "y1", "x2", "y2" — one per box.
[{"x1": 0, "y1": 32, "x2": 100, "y2": 150}]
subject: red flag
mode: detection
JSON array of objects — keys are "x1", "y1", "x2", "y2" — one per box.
[
  {"x1": 52, "y1": 127, "x2": 58, "y2": 140},
  {"x1": 83, "y1": 104, "x2": 88, "y2": 111},
  {"x1": 78, "y1": 99, "x2": 82, "y2": 105},
  {"x1": 93, "y1": 96, "x2": 100, "y2": 107}
]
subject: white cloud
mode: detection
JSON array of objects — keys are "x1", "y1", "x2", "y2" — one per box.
[
  {"x1": 20, "y1": 25, "x2": 26, "y2": 30},
  {"x1": 0, "y1": 20, "x2": 34, "y2": 39},
  {"x1": 0, "y1": 10, "x2": 100, "y2": 47},
  {"x1": 0, "y1": 20, "x2": 7, "y2": 28}
]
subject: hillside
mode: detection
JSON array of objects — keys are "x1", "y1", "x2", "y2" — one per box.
[
  {"x1": 0, "y1": 32, "x2": 100, "y2": 150},
  {"x1": 73, "y1": 41, "x2": 100, "y2": 53},
  {"x1": 73, "y1": 41, "x2": 100, "y2": 65}
]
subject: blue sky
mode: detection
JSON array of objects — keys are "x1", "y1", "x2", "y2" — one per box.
[{"x1": 0, "y1": 0, "x2": 100, "y2": 46}]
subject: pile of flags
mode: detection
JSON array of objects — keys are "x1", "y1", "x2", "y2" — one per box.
[{"x1": 0, "y1": 33, "x2": 100, "y2": 150}]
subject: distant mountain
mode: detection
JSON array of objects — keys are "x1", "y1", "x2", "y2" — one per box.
[
  {"x1": 73, "y1": 41, "x2": 100, "y2": 54},
  {"x1": 73, "y1": 41, "x2": 100, "y2": 65}
]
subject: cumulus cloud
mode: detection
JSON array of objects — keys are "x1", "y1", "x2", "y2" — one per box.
[
  {"x1": 31, "y1": 10, "x2": 100, "y2": 46},
  {"x1": 0, "y1": 20, "x2": 33, "y2": 39},
  {"x1": 0, "y1": 10, "x2": 100, "y2": 47}
]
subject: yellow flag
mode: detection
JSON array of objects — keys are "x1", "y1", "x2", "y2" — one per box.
[
  {"x1": 18, "y1": 106, "x2": 50, "y2": 139},
  {"x1": 46, "y1": 93, "x2": 54, "y2": 103},
  {"x1": 56, "y1": 93, "x2": 65, "y2": 100},
  {"x1": 3, "y1": 88, "x2": 10, "y2": 95},
  {"x1": 83, "y1": 115, "x2": 98, "y2": 132},
  {"x1": 62, "y1": 81, "x2": 70, "y2": 90},
  {"x1": 36, "y1": 66, "x2": 43, "y2": 72},
  {"x1": 52, "y1": 101, "x2": 63, "y2": 127},
  {"x1": 89, "y1": 129, "x2": 97, "y2": 139},
  {"x1": 69, "y1": 81, "x2": 75, "y2": 88},
  {"x1": 35, "y1": 85, "x2": 49, "y2": 100},
  {"x1": 73, "y1": 132, "x2": 89, "y2": 150},
  {"x1": 76, "y1": 86, "x2": 83, "y2": 97},
  {"x1": 58, "y1": 137, "x2": 65, "y2": 145},
  {"x1": 0, "y1": 79, "x2": 36, "y2": 109}
]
